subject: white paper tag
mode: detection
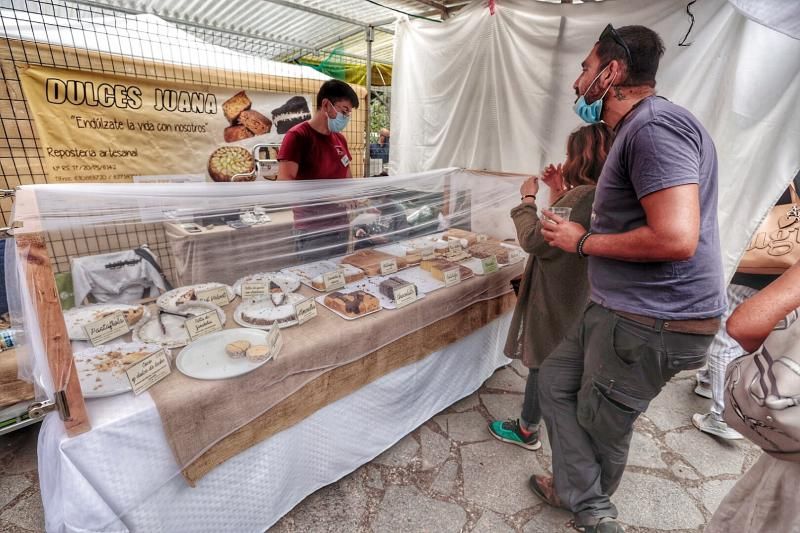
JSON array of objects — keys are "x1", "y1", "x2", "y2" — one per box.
[
  {"x1": 393, "y1": 283, "x2": 417, "y2": 308},
  {"x1": 380, "y1": 258, "x2": 398, "y2": 275},
  {"x1": 448, "y1": 239, "x2": 462, "y2": 253},
  {"x1": 481, "y1": 255, "x2": 500, "y2": 274},
  {"x1": 420, "y1": 245, "x2": 435, "y2": 260},
  {"x1": 241, "y1": 281, "x2": 269, "y2": 300},
  {"x1": 294, "y1": 298, "x2": 318, "y2": 325},
  {"x1": 195, "y1": 286, "x2": 231, "y2": 306},
  {"x1": 341, "y1": 154, "x2": 350, "y2": 167},
  {"x1": 323, "y1": 270, "x2": 346, "y2": 291},
  {"x1": 125, "y1": 349, "x2": 171, "y2": 396},
  {"x1": 477, "y1": 234, "x2": 489, "y2": 242},
  {"x1": 267, "y1": 321, "x2": 283, "y2": 359},
  {"x1": 506, "y1": 248, "x2": 525, "y2": 264},
  {"x1": 443, "y1": 268, "x2": 462, "y2": 287},
  {"x1": 185, "y1": 310, "x2": 223, "y2": 341},
  {"x1": 84, "y1": 311, "x2": 130, "y2": 347}
]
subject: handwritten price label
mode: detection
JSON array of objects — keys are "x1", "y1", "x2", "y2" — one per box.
[
  {"x1": 393, "y1": 283, "x2": 417, "y2": 308},
  {"x1": 195, "y1": 287, "x2": 231, "y2": 306},
  {"x1": 84, "y1": 311, "x2": 130, "y2": 346},
  {"x1": 185, "y1": 310, "x2": 223, "y2": 340},
  {"x1": 125, "y1": 349, "x2": 171, "y2": 396},
  {"x1": 443, "y1": 268, "x2": 462, "y2": 287},
  {"x1": 380, "y1": 258, "x2": 398, "y2": 275},
  {"x1": 294, "y1": 298, "x2": 318, "y2": 325},
  {"x1": 241, "y1": 282, "x2": 269, "y2": 300},
  {"x1": 323, "y1": 270, "x2": 346, "y2": 291},
  {"x1": 481, "y1": 255, "x2": 499, "y2": 275}
]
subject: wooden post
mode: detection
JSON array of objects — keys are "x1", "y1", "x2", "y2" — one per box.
[{"x1": 13, "y1": 188, "x2": 90, "y2": 436}]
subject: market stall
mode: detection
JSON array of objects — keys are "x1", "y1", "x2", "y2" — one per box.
[{"x1": 11, "y1": 168, "x2": 528, "y2": 531}]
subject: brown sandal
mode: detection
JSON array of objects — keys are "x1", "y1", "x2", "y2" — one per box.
[{"x1": 529, "y1": 474, "x2": 565, "y2": 509}]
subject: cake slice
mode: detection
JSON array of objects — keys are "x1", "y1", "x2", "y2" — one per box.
[
  {"x1": 271, "y1": 96, "x2": 311, "y2": 134},
  {"x1": 420, "y1": 258, "x2": 472, "y2": 282},
  {"x1": 238, "y1": 109, "x2": 272, "y2": 135},
  {"x1": 324, "y1": 290, "x2": 380, "y2": 317},
  {"x1": 222, "y1": 90, "x2": 252, "y2": 123},
  {"x1": 378, "y1": 277, "x2": 416, "y2": 301},
  {"x1": 468, "y1": 242, "x2": 510, "y2": 263},
  {"x1": 443, "y1": 228, "x2": 480, "y2": 246},
  {"x1": 340, "y1": 250, "x2": 409, "y2": 276}
]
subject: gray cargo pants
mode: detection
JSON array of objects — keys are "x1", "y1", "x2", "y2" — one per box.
[{"x1": 539, "y1": 302, "x2": 715, "y2": 526}]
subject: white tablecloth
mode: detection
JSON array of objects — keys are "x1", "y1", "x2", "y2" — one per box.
[{"x1": 39, "y1": 315, "x2": 512, "y2": 533}]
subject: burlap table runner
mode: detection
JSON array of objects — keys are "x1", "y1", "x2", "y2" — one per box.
[{"x1": 148, "y1": 264, "x2": 522, "y2": 479}]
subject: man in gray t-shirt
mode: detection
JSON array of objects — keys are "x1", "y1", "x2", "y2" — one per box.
[{"x1": 534, "y1": 25, "x2": 726, "y2": 533}]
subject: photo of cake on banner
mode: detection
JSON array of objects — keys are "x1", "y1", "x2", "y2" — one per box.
[{"x1": 207, "y1": 92, "x2": 313, "y2": 182}]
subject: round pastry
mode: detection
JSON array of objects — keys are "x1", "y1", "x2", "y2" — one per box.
[
  {"x1": 208, "y1": 146, "x2": 255, "y2": 182},
  {"x1": 237, "y1": 110, "x2": 272, "y2": 135},
  {"x1": 225, "y1": 340, "x2": 251, "y2": 359},
  {"x1": 238, "y1": 302, "x2": 295, "y2": 326},
  {"x1": 246, "y1": 345, "x2": 270, "y2": 362}
]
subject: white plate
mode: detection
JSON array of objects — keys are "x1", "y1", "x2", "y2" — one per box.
[
  {"x1": 176, "y1": 328, "x2": 276, "y2": 380},
  {"x1": 63, "y1": 304, "x2": 149, "y2": 341},
  {"x1": 74, "y1": 341, "x2": 163, "y2": 398},
  {"x1": 157, "y1": 282, "x2": 234, "y2": 312},
  {"x1": 233, "y1": 271, "x2": 301, "y2": 296},
  {"x1": 133, "y1": 302, "x2": 226, "y2": 349},
  {"x1": 315, "y1": 289, "x2": 383, "y2": 320},
  {"x1": 346, "y1": 275, "x2": 427, "y2": 310},
  {"x1": 233, "y1": 292, "x2": 307, "y2": 329},
  {"x1": 281, "y1": 260, "x2": 365, "y2": 292}
]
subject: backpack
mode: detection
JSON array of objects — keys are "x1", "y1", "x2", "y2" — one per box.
[{"x1": 724, "y1": 337, "x2": 800, "y2": 462}]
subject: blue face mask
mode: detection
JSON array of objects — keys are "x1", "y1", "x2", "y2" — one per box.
[
  {"x1": 573, "y1": 66, "x2": 614, "y2": 124},
  {"x1": 327, "y1": 103, "x2": 350, "y2": 133}
]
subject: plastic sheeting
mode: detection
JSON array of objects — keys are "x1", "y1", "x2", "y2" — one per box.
[
  {"x1": 9, "y1": 168, "x2": 526, "y2": 529},
  {"x1": 390, "y1": 0, "x2": 800, "y2": 280}
]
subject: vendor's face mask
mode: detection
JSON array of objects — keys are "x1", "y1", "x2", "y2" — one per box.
[
  {"x1": 326, "y1": 101, "x2": 350, "y2": 133},
  {"x1": 573, "y1": 66, "x2": 614, "y2": 124}
]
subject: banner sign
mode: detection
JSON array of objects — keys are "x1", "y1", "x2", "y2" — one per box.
[{"x1": 19, "y1": 66, "x2": 315, "y2": 183}]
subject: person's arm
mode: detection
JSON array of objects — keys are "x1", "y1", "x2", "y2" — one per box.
[
  {"x1": 543, "y1": 120, "x2": 703, "y2": 262},
  {"x1": 277, "y1": 161, "x2": 298, "y2": 180},
  {"x1": 726, "y1": 261, "x2": 800, "y2": 352},
  {"x1": 276, "y1": 129, "x2": 302, "y2": 180}
]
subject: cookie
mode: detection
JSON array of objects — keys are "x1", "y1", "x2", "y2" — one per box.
[
  {"x1": 238, "y1": 110, "x2": 272, "y2": 135},
  {"x1": 246, "y1": 345, "x2": 270, "y2": 362},
  {"x1": 225, "y1": 340, "x2": 251, "y2": 359},
  {"x1": 208, "y1": 146, "x2": 254, "y2": 182}
]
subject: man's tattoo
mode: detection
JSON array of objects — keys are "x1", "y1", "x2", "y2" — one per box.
[{"x1": 614, "y1": 87, "x2": 627, "y2": 101}]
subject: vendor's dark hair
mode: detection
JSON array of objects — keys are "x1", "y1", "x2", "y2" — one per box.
[
  {"x1": 317, "y1": 80, "x2": 360, "y2": 109},
  {"x1": 597, "y1": 25, "x2": 665, "y2": 88},
  {"x1": 562, "y1": 123, "x2": 614, "y2": 189}
]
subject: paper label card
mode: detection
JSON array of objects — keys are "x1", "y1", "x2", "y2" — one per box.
[
  {"x1": 323, "y1": 270, "x2": 346, "y2": 291},
  {"x1": 477, "y1": 234, "x2": 489, "y2": 242},
  {"x1": 420, "y1": 246, "x2": 435, "y2": 260},
  {"x1": 443, "y1": 268, "x2": 462, "y2": 287},
  {"x1": 84, "y1": 311, "x2": 130, "y2": 346},
  {"x1": 507, "y1": 248, "x2": 526, "y2": 264},
  {"x1": 294, "y1": 298, "x2": 318, "y2": 325},
  {"x1": 267, "y1": 322, "x2": 284, "y2": 359},
  {"x1": 125, "y1": 349, "x2": 171, "y2": 395},
  {"x1": 185, "y1": 310, "x2": 223, "y2": 341},
  {"x1": 195, "y1": 286, "x2": 231, "y2": 306},
  {"x1": 241, "y1": 282, "x2": 269, "y2": 300},
  {"x1": 481, "y1": 255, "x2": 500, "y2": 274},
  {"x1": 380, "y1": 258, "x2": 398, "y2": 275},
  {"x1": 448, "y1": 239, "x2": 463, "y2": 252},
  {"x1": 393, "y1": 283, "x2": 417, "y2": 309}
]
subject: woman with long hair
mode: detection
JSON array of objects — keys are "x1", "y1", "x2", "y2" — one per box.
[{"x1": 489, "y1": 123, "x2": 613, "y2": 450}]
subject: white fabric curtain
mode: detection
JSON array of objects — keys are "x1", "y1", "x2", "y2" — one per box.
[{"x1": 391, "y1": 0, "x2": 800, "y2": 278}]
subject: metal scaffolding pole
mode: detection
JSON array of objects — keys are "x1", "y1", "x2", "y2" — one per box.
[{"x1": 364, "y1": 26, "x2": 374, "y2": 177}]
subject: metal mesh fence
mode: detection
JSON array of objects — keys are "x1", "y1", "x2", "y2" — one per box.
[{"x1": 0, "y1": 0, "x2": 376, "y2": 277}]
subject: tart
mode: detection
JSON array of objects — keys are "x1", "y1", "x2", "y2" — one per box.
[{"x1": 208, "y1": 146, "x2": 255, "y2": 182}]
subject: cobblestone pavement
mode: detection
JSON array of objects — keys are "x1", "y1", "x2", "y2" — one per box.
[{"x1": 0, "y1": 362, "x2": 760, "y2": 532}]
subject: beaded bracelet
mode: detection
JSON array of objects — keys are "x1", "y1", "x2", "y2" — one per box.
[
  {"x1": 521, "y1": 194, "x2": 536, "y2": 202},
  {"x1": 577, "y1": 231, "x2": 593, "y2": 258}
]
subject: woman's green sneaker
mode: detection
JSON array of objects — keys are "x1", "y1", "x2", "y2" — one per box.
[{"x1": 488, "y1": 419, "x2": 541, "y2": 450}]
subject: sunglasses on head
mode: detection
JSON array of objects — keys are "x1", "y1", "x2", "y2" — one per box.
[{"x1": 599, "y1": 24, "x2": 632, "y2": 65}]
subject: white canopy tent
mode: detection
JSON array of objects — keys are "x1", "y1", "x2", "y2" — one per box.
[{"x1": 390, "y1": 0, "x2": 800, "y2": 279}]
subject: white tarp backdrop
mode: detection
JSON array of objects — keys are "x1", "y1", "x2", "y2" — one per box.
[{"x1": 391, "y1": 0, "x2": 800, "y2": 279}]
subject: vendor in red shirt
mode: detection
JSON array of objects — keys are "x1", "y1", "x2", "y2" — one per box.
[{"x1": 277, "y1": 79, "x2": 359, "y2": 262}]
